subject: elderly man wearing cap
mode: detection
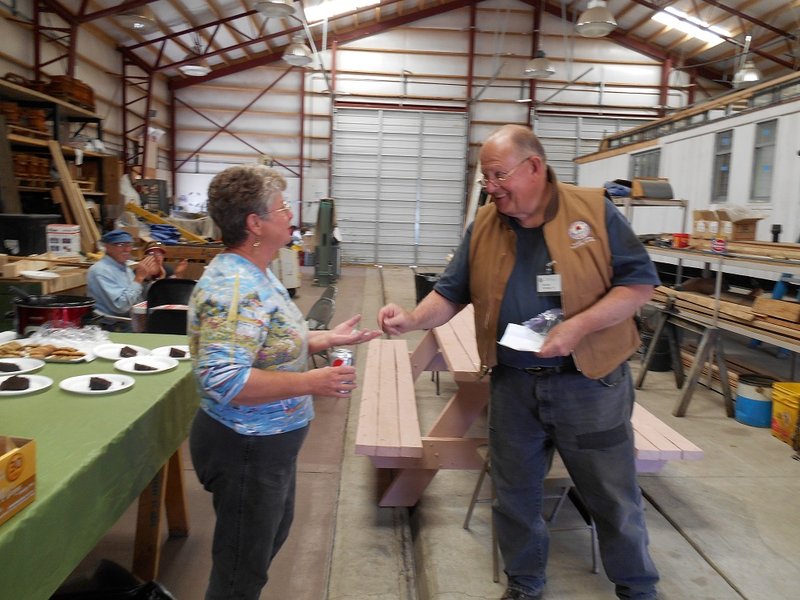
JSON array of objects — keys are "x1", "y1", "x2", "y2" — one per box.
[
  {"x1": 143, "y1": 241, "x2": 189, "y2": 280},
  {"x1": 87, "y1": 230, "x2": 162, "y2": 331}
]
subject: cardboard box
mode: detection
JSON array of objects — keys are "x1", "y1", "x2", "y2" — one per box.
[
  {"x1": 46, "y1": 224, "x2": 81, "y2": 256},
  {"x1": 716, "y1": 209, "x2": 762, "y2": 241},
  {"x1": 692, "y1": 210, "x2": 718, "y2": 240},
  {"x1": 0, "y1": 436, "x2": 36, "y2": 527}
]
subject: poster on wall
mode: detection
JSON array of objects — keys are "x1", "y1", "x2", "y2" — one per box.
[{"x1": 175, "y1": 172, "x2": 301, "y2": 219}]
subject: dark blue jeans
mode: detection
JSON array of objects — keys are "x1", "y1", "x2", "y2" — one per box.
[
  {"x1": 490, "y1": 363, "x2": 659, "y2": 600},
  {"x1": 190, "y1": 409, "x2": 309, "y2": 600}
]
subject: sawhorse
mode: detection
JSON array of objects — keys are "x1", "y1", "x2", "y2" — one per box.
[{"x1": 636, "y1": 298, "x2": 734, "y2": 418}]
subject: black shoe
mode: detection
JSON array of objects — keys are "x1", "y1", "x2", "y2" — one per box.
[{"x1": 501, "y1": 588, "x2": 542, "y2": 600}]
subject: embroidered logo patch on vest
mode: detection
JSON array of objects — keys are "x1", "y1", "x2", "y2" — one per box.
[{"x1": 567, "y1": 220, "x2": 595, "y2": 248}]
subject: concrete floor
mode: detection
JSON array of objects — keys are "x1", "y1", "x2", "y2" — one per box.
[{"x1": 69, "y1": 265, "x2": 800, "y2": 600}]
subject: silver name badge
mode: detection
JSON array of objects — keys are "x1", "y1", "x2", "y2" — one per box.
[{"x1": 536, "y1": 273, "x2": 562, "y2": 295}]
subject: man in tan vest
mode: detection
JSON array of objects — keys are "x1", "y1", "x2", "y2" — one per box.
[{"x1": 379, "y1": 125, "x2": 660, "y2": 600}]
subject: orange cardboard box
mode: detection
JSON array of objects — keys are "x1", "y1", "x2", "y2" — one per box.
[{"x1": 0, "y1": 436, "x2": 36, "y2": 527}]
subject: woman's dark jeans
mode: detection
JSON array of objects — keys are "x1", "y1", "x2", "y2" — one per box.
[{"x1": 190, "y1": 409, "x2": 309, "y2": 600}]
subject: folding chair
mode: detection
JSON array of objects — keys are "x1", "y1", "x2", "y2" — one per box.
[
  {"x1": 463, "y1": 451, "x2": 599, "y2": 582},
  {"x1": 145, "y1": 279, "x2": 196, "y2": 335},
  {"x1": 305, "y1": 295, "x2": 335, "y2": 367}
]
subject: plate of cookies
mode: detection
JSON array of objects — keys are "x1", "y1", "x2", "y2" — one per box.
[
  {"x1": 59, "y1": 373, "x2": 135, "y2": 395},
  {"x1": 0, "y1": 374, "x2": 54, "y2": 396},
  {"x1": 151, "y1": 345, "x2": 191, "y2": 361},
  {"x1": 31, "y1": 345, "x2": 89, "y2": 363},
  {"x1": 114, "y1": 356, "x2": 179, "y2": 375}
]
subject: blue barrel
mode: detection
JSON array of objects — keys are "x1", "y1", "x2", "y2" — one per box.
[{"x1": 735, "y1": 376, "x2": 775, "y2": 428}]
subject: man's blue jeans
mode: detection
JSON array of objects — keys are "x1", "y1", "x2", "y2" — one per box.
[
  {"x1": 190, "y1": 410, "x2": 309, "y2": 600},
  {"x1": 490, "y1": 363, "x2": 659, "y2": 600}
]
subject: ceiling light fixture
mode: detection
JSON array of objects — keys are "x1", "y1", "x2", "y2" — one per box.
[
  {"x1": 118, "y1": 7, "x2": 159, "y2": 35},
  {"x1": 733, "y1": 60, "x2": 762, "y2": 87},
  {"x1": 524, "y1": 50, "x2": 555, "y2": 79},
  {"x1": 179, "y1": 40, "x2": 211, "y2": 77},
  {"x1": 254, "y1": 0, "x2": 296, "y2": 18},
  {"x1": 282, "y1": 35, "x2": 313, "y2": 67},
  {"x1": 575, "y1": 0, "x2": 617, "y2": 38},
  {"x1": 732, "y1": 35, "x2": 761, "y2": 88}
]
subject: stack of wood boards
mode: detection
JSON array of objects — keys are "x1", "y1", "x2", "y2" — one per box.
[
  {"x1": 652, "y1": 285, "x2": 800, "y2": 343},
  {"x1": 47, "y1": 140, "x2": 99, "y2": 253},
  {"x1": 689, "y1": 239, "x2": 800, "y2": 261}
]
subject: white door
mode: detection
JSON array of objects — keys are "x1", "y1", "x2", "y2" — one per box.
[{"x1": 331, "y1": 106, "x2": 468, "y2": 266}]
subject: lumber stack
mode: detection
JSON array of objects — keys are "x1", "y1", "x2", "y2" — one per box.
[{"x1": 652, "y1": 285, "x2": 800, "y2": 344}]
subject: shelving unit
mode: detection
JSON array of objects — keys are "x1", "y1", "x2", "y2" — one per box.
[
  {"x1": 640, "y1": 246, "x2": 800, "y2": 416},
  {"x1": 0, "y1": 78, "x2": 118, "y2": 252},
  {"x1": 0, "y1": 77, "x2": 102, "y2": 143}
]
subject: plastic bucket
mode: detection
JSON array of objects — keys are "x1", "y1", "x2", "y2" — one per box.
[
  {"x1": 735, "y1": 376, "x2": 775, "y2": 428},
  {"x1": 771, "y1": 382, "x2": 800, "y2": 445}
]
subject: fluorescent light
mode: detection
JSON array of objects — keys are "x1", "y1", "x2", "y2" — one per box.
[
  {"x1": 304, "y1": 0, "x2": 379, "y2": 23},
  {"x1": 652, "y1": 6, "x2": 729, "y2": 47}
]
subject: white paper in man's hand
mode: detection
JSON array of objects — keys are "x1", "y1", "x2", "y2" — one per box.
[{"x1": 499, "y1": 323, "x2": 545, "y2": 352}]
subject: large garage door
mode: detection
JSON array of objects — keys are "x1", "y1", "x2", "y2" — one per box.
[{"x1": 332, "y1": 107, "x2": 468, "y2": 266}]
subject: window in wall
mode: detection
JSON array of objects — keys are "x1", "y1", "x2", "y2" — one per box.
[
  {"x1": 630, "y1": 149, "x2": 660, "y2": 179},
  {"x1": 711, "y1": 129, "x2": 733, "y2": 203},
  {"x1": 751, "y1": 119, "x2": 777, "y2": 202}
]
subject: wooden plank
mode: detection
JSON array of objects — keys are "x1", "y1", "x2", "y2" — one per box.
[
  {"x1": 0, "y1": 116, "x2": 22, "y2": 213},
  {"x1": 752, "y1": 297, "x2": 800, "y2": 323},
  {"x1": 51, "y1": 185, "x2": 75, "y2": 225},
  {"x1": 355, "y1": 339, "x2": 422, "y2": 459},
  {"x1": 375, "y1": 340, "x2": 401, "y2": 457},
  {"x1": 48, "y1": 140, "x2": 99, "y2": 252},
  {"x1": 355, "y1": 339, "x2": 382, "y2": 457},
  {"x1": 394, "y1": 341, "x2": 422, "y2": 458},
  {"x1": 633, "y1": 404, "x2": 703, "y2": 460}
]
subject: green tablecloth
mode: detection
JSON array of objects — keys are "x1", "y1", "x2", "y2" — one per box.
[{"x1": 0, "y1": 333, "x2": 200, "y2": 599}]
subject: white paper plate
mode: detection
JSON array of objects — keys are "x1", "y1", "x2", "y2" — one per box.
[
  {"x1": 114, "y1": 356, "x2": 179, "y2": 375},
  {"x1": 59, "y1": 373, "x2": 135, "y2": 395},
  {"x1": 19, "y1": 270, "x2": 59, "y2": 280},
  {"x1": 0, "y1": 374, "x2": 53, "y2": 396},
  {"x1": 151, "y1": 345, "x2": 191, "y2": 361},
  {"x1": 93, "y1": 343, "x2": 152, "y2": 361},
  {"x1": 0, "y1": 357, "x2": 46, "y2": 375}
]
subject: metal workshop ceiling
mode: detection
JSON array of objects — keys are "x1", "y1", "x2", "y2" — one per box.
[{"x1": 45, "y1": 1, "x2": 799, "y2": 92}]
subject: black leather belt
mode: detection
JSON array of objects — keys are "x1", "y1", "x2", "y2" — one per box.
[{"x1": 520, "y1": 360, "x2": 577, "y2": 376}]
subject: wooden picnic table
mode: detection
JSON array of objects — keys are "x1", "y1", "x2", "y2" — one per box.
[{"x1": 356, "y1": 306, "x2": 702, "y2": 507}]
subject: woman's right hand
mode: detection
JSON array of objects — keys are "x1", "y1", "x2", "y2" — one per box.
[{"x1": 307, "y1": 365, "x2": 358, "y2": 397}]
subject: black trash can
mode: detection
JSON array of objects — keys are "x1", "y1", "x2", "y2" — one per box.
[
  {"x1": 414, "y1": 271, "x2": 440, "y2": 304},
  {"x1": 640, "y1": 331, "x2": 672, "y2": 372},
  {"x1": 51, "y1": 560, "x2": 175, "y2": 600}
]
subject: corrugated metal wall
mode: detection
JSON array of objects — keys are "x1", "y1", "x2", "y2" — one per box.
[{"x1": 331, "y1": 107, "x2": 468, "y2": 266}]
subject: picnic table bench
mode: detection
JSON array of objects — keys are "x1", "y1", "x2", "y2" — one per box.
[{"x1": 355, "y1": 306, "x2": 703, "y2": 507}]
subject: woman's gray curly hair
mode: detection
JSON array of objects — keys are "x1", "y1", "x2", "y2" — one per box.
[{"x1": 207, "y1": 164, "x2": 287, "y2": 247}]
